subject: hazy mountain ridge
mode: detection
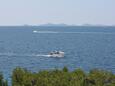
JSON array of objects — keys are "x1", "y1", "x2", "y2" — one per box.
[{"x1": 39, "y1": 23, "x2": 68, "y2": 26}]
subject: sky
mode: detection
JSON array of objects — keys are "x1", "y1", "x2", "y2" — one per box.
[{"x1": 0, "y1": 0, "x2": 115, "y2": 26}]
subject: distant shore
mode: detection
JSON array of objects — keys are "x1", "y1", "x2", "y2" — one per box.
[{"x1": 0, "y1": 23, "x2": 115, "y2": 27}]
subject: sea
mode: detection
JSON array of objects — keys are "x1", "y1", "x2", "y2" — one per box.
[{"x1": 0, "y1": 26, "x2": 115, "y2": 82}]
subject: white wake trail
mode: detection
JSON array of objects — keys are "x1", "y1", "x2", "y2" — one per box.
[
  {"x1": 0, "y1": 53, "x2": 51, "y2": 57},
  {"x1": 33, "y1": 30, "x2": 114, "y2": 34}
]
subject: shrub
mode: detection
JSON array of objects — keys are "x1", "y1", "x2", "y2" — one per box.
[
  {"x1": 0, "y1": 72, "x2": 8, "y2": 86},
  {"x1": 12, "y1": 67, "x2": 115, "y2": 86}
]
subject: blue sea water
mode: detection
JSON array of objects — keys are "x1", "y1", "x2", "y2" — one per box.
[{"x1": 0, "y1": 26, "x2": 115, "y2": 81}]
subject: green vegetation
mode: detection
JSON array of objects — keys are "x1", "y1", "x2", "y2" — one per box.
[
  {"x1": 11, "y1": 67, "x2": 115, "y2": 86},
  {"x1": 0, "y1": 72, "x2": 8, "y2": 86},
  {"x1": 1, "y1": 67, "x2": 115, "y2": 86}
]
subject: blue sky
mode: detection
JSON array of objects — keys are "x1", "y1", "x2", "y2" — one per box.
[{"x1": 0, "y1": 0, "x2": 115, "y2": 25}]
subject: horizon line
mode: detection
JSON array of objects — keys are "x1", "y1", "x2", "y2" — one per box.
[
  {"x1": 0, "y1": 25, "x2": 115, "y2": 27},
  {"x1": 0, "y1": 23, "x2": 115, "y2": 27}
]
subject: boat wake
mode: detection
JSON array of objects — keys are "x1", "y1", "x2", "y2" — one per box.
[
  {"x1": 0, "y1": 53, "x2": 52, "y2": 57},
  {"x1": 35, "y1": 54, "x2": 51, "y2": 57},
  {"x1": 33, "y1": 30, "x2": 59, "y2": 33},
  {"x1": 33, "y1": 30, "x2": 114, "y2": 34}
]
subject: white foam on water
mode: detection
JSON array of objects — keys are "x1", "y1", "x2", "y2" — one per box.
[
  {"x1": 33, "y1": 30, "x2": 114, "y2": 34},
  {"x1": 0, "y1": 52, "x2": 51, "y2": 57},
  {"x1": 33, "y1": 30, "x2": 59, "y2": 33},
  {"x1": 35, "y1": 54, "x2": 51, "y2": 57},
  {"x1": 62, "y1": 32, "x2": 115, "y2": 34}
]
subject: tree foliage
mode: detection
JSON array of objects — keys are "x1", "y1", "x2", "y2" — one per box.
[
  {"x1": 0, "y1": 72, "x2": 8, "y2": 86},
  {"x1": 11, "y1": 67, "x2": 115, "y2": 86},
  {"x1": 0, "y1": 67, "x2": 115, "y2": 86}
]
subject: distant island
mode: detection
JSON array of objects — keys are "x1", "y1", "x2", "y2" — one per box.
[
  {"x1": 0, "y1": 23, "x2": 115, "y2": 27},
  {"x1": 32, "y1": 23, "x2": 115, "y2": 27},
  {"x1": 39, "y1": 23, "x2": 69, "y2": 26}
]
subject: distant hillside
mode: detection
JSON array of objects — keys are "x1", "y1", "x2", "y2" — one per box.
[{"x1": 39, "y1": 23, "x2": 68, "y2": 26}]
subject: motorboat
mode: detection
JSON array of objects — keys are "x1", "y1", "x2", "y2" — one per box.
[
  {"x1": 49, "y1": 51, "x2": 64, "y2": 57},
  {"x1": 33, "y1": 30, "x2": 38, "y2": 33}
]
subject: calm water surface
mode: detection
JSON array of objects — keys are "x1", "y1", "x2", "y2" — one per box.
[{"x1": 0, "y1": 26, "x2": 115, "y2": 81}]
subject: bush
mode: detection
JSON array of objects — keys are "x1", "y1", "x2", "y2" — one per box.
[
  {"x1": 12, "y1": 68, "x2": 115, "y2": 86},
  {"x1": 0, "y1": 67, "x2": 115, "y2": 86},
  {"x1": 0, "y1": 72, "x2": 8, "y2": 86}
]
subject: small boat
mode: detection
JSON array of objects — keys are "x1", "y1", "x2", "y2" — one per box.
[
  {"x1": 49, "y1": 51, "x2": 64, "y2": 57},
  {"x1": 33, "y1": 30, "x2": 38, "y2": 33}
]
